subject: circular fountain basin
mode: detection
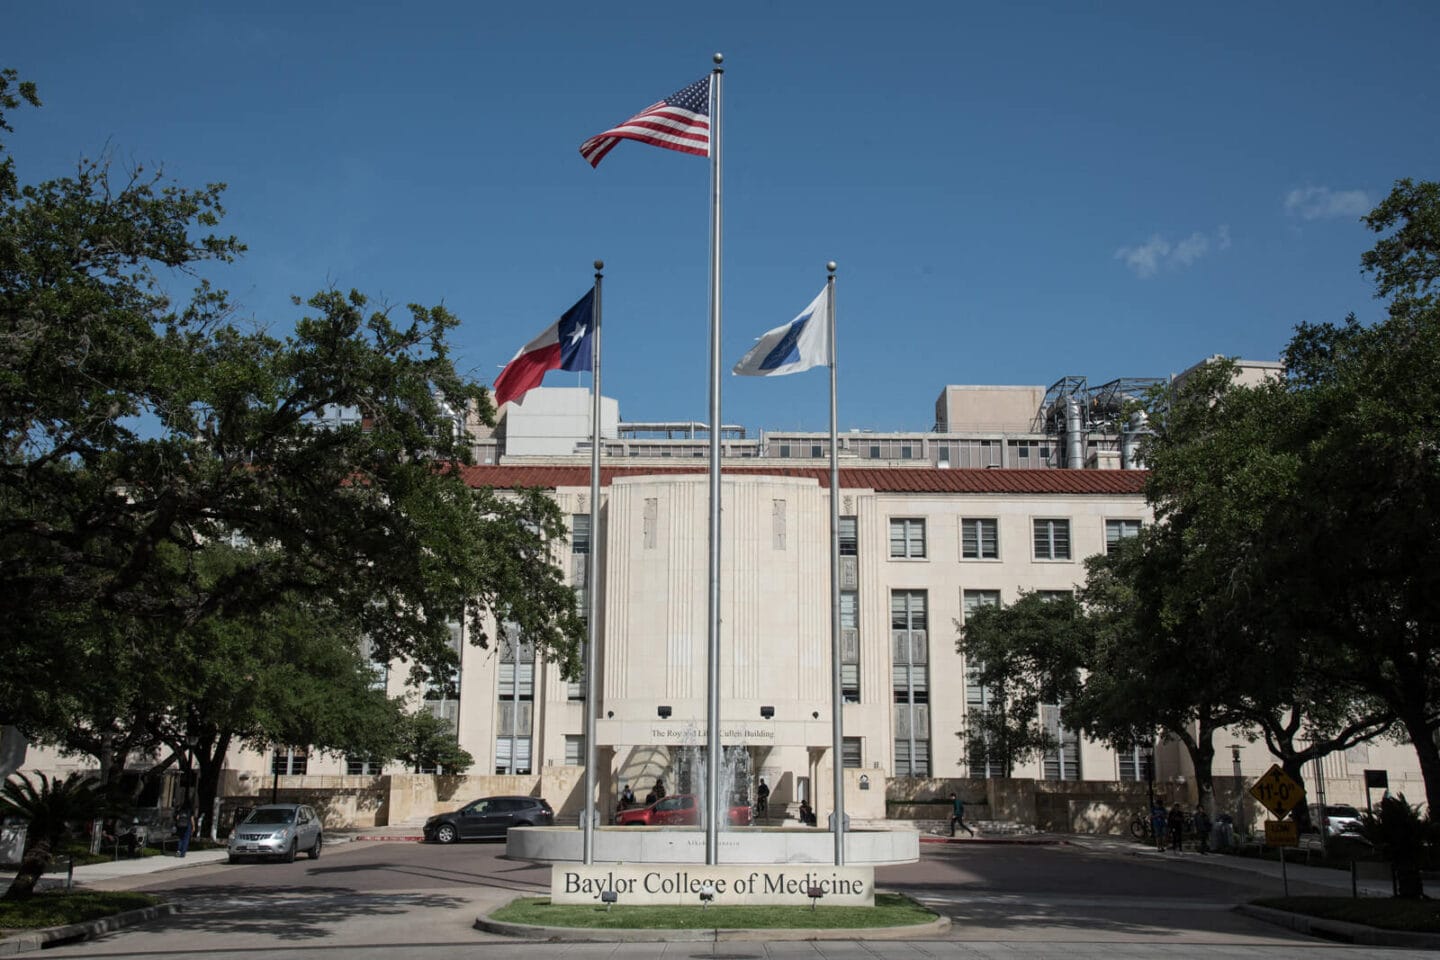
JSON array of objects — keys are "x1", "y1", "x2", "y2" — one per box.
[{"x1": 506, "y1": 825, "x2": 919, "y2": 865}]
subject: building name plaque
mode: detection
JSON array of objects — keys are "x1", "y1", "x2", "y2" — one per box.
[{"x1": 551, "y1": 863, "x2": 875, "y2": 906}]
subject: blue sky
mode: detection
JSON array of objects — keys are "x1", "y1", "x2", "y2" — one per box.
[{"x1": 7, "y1": 1, "x2": 1438, "y2": 434}]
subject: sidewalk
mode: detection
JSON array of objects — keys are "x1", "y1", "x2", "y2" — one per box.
[{"x1": 1067, "y1": 834, "x2": 1394, "y2": 897}]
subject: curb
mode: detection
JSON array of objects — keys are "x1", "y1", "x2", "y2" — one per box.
[
  {"x1": 0, "y1": 902, "x2": 179, "y2": 956},
  {"x1": 472, "y1": 891, "x2": 951, "y2": 942},
  {"x1": 474, "y1": 913, "x2": 952, "y2": 942},
  {"x1": 1236, "y1": 903, "x2": 1440, "y2": 949},
  {"x1": 920, "y1": 835, "x2": 1067, "y2": 846},
  {"x1": 352, "y1": 835, "x2": 423, "y2": 843}
]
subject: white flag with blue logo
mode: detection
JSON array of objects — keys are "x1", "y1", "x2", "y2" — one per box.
[{"x1": 731, "y1": 286, "x2": 831, "y2": 377}]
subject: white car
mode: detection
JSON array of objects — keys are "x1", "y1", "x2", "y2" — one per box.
[
  {"x1": 228, "y1": 803, "x2": 323, "y2": 863},
  {"x1": 1310, "y1": 803, "x2": 1363, "y2": 838}
]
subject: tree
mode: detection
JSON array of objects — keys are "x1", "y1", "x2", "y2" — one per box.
[
  {"x1": 0, "y1": 772, "x2": 109, "y2": 901},
  {"x1": 397, "y1": 710, "x2": 474, "y2": 775},
  {"x1": 0, "y1": 69, "x2": 586, "y2": 788},
  {"x1": 957, "y1": 592, "x2": 1087, "y2": 774}
]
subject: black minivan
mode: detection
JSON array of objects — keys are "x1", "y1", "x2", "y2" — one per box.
[{"x1": 423, "y1": 795, "x2": 554, "y2": 843}]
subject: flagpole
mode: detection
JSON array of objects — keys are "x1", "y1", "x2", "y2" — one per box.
[
  {"x1": 583, "y1": 261, "x2": 603, "y2": 865},
  {"x1": 705, "y1": 52, "x2": 724, "y2": 866},
  {"x1": 825, "y1": 262, "x2": 846, "y2": 866}
]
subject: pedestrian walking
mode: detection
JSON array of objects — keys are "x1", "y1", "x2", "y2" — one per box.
[
  {"x1": 1192, "y1": 804, "x2": 1212, "y2": 855},
  {"x1": 949, "y1": 792, "x2": 976, "y2": 837},
  {"x1": 1167, "y1": 803, "x2": 1185, "y2": 852},
  {"x1": 173, "y1": 805, "x2": 196, "y2": 858},
  {"x1": 1150, "y1": 800, "x2": 1168, "y2": 852},
  {"x1": 755, "y1": 777, "x2": 770, "y2": 817}
]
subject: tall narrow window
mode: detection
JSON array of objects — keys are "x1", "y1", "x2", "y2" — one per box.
[
  {"x1": 891, "y1": 590, "x2": 930, "y2": 776},
  {"x1": 1042, "y1": 705, "x2": 1082, "y2": 781},
  {"x1": 1033, "y1": 518, "x2": 1072, "y2": 560},
  {"x1": 963, "y1": 590, "x2": 1005, "y2": 778},
  {"x1": 889, "y1": 518, "x2": 927, "y2": 558},
  {"x1": 961, "y1": 518, "x2": 999, "y2": 559},
  {"x1": 496, "y1": 625, "x2": 535, "y2": 775},
  {"x1": 841, "y1": 737, "x2": 863, "y2": 769},
  {"x1": 564, "y1": 735, "x2": 585, "y2": 766},
  {"x1": 840, "y1": 590, "x2": 860, "y2": 703},
  {"x1": 838, "y1": 516, "x2": 858, "y2": 556}
]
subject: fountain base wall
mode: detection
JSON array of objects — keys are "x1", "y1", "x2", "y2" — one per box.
[{"x1": 507, "y1": 825, "x2": 919, "y2": 865}]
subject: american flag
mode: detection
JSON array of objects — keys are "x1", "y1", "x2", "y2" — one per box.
[{"x1": 579, "y1": 75, "x2": 711, "y2": 168}]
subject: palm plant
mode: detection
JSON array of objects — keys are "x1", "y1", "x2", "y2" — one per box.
[
  {"x1": 1, "y1": 771, "x2": 110, "y2": 902},
  {"x1": 1356, "y1": 793, "x2": 1438, "y2": 899}
]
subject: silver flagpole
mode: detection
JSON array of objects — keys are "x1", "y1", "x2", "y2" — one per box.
[
  {"x1": 825, "y1": 262, "x2": 845, "y2": 865},
  {"x1": 705, "y1": 52, "x2": 725, "y2": 866},
  {"x1": 583, "y1": 262, "x2": 604, "y2": 865}
]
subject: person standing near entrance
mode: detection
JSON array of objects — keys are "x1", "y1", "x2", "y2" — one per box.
[
  {"x1": 950, "y1": 792, "x2": 975, "y2": 837},
  {"x1": 619, "y1": 784, "x2": 636, "y2": 810},
  {"x1": 756, "y1": 778, "x2": 770, "y2": 817}
]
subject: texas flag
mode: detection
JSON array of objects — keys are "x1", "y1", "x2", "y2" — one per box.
[{"x1": 492, "y1": 289, "x2": 596, "y2": 407}]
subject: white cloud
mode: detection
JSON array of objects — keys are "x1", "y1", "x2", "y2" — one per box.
[
  {"x1": 1115, "y1": 235, "x2": 1170, "y2": 278},
  {"x1": 1171, "y1": 232, "x2": 1210, "y2": 267},
  {"x1": 1284, "y1": 186, "x2": 1371, "y2": 220},
  {"x1": 1115, "y1": 225, "x2": 1230, "y2": 278}
]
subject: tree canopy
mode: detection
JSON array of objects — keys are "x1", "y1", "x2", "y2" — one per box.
[{"x1": 0, "y1": 68, "x2": 584, "y2": 813}]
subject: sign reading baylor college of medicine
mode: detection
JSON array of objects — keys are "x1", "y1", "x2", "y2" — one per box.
[{"x1": 552, "y1": 864, "x2": 875, "y2": 906}]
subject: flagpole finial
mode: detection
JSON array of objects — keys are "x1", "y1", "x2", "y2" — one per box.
[
  {"x1": 594, "y1": 260, "x2": 604, "y2": 271},
  {"x1": 713, "y1": 52, "x2": 724, "y2": 64},
  {"x1": 827, "y1": 261, "x2": 837, "y2": 274}
]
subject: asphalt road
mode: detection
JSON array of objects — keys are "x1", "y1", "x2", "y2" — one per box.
[{"x1": 39, "y1": 836, "x2": 1434, "y2": 959}]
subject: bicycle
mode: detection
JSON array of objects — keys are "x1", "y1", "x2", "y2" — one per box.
[{"x1": 1129, "y1": 811, "x2": 1154, "y2": 841}]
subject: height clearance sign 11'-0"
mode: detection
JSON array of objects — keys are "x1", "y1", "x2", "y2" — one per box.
[{"x1": 1249, "y1": 764, "x2": 1305, "y2": 818}]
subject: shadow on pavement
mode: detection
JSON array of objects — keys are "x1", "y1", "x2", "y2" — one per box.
[{"x1": 118, "y1": 884, "x2": 471, "y2": 942}]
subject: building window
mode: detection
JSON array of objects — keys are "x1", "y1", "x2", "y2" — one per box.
[
  {"x1": 889, "y1": 518, "x2": 927, "y2": 559},
  {"x1": 496, "y1": 627, "x2": 535, "y2": 775},
  {"x1": 346, "y1": 756, "x2": 383, "y2": 776},
  {"x1": 891, "y1": 590, "x2": 930, "y2": 776},
  {"x1": 779, "y1": 444, "x2": 791, "y2": 458},
  {"x1": 564, "y1": 735, "x2": 585, "y2": 766},
  {"x1": 811, "y1": 444, "x2": 823, "y2": 458},
  {"x1": 1033, "y1": 518, "x2": 1071, "y2": 560},
  {"x1": 1117, "y1": 744, "x2": 1151, "y2": 782},
  {"x1": 272, "y1": 748, "x2": 308, "y2": 776},
  {"x1": 839, "y1": 516, "x2": 858, "y2": 556},
  {"x1": 1042, "y1": 705, "x2": 1081, "y2": 781},
  {"x1": 841, "y1": 738, "x2": 862, "y2": 769},
  {"x1": 961, "y1": 518, "x2": 998, "y2": 559},
  {"x1": 868, "y1": 443, "x2": 880, "y2": 459},
  {"x1": 567, "y1": 642, "x2": 586, "y2": 701},
  {"x1": 1105, "y1": 519, "x2": 1141, "y2": 554},
  {"x1": 900, "y1": 444, "x2": 914, "y2": 460},
  {"x1": 841, "y1": 590, "x2": 860, "y2": 703},
  {"x1": 962, "y1": 590, "x2": 1005, "y2": 778},
  {"x1": 571, "y1": 514, "x2": 591, "y2": 555}
]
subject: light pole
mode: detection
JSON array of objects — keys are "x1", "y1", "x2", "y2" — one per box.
[{"x1": 1230, "y1": 744, "x2": 1243, "y2": 835}]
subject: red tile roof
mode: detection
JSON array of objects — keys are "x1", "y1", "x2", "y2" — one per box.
[{"x1": 456, "y1": 464, "x2": 1147, "y2": 496}]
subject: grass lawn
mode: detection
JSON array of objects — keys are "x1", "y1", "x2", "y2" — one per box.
[
  {"x1": 1255, "y1": 896, "x2": 1440, "y2": 933},
  {"x1": 490, "y1": 892, "x2": 937, "y2": 930},
  {"x1": 0, "y1": 891, "x2": 162, "y2": 932}
]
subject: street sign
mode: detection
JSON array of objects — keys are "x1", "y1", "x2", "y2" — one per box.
[
  {"x1": 1364, "y1": 769, "x2": 1388, "y2": 790},
  {"x1": 1249, "y1": 764, "x2": 1305, "y2": 818},
  {"x1": 1264, "y1": 820, "x2": 1300, "y2": 847}
]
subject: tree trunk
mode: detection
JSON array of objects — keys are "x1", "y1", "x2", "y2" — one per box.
[
  {"x1": 194, "y1": 732, "x2": 230, "y2": 838},
  {"x1": 1399, "y1": 712, "x2": 1440, "y2": 815},
  {"x1": 1, "y1": 837, "x2": 52, "y2": 902}
]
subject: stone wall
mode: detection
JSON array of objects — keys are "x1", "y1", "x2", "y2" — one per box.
[{"x1": 885, "y1": 776, "x2": 1162, "y2": 834}]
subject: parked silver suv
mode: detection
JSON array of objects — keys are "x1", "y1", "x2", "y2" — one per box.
[{"x1": 227, "y1": 803, "x2": 323, "y2": 863}]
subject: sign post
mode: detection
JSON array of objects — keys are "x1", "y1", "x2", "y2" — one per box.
[{"x1": 1250, "y1": 765, "x2": 1305, "y2": 897}]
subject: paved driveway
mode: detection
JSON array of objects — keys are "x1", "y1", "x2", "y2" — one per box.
[{"x1": 34, "y1": 835, "x2": 1427, "y2": 959}]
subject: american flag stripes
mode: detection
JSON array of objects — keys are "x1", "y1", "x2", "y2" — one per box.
[{"x1": 579, "y1": 75, "x2": 711, "y2": 168}]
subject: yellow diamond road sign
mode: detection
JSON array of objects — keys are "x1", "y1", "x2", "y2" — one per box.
[{"x1": 1249, "y1": 764, "x2": 1305, "y2": 818}]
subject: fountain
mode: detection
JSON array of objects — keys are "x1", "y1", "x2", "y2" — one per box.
[{"x1": 505, "y1": 744, "x2": 918, "y2": 867}]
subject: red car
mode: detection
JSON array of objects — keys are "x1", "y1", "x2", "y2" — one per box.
[{"x1": 615, "y1": 794, "x2": 753, "y2": 826}]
